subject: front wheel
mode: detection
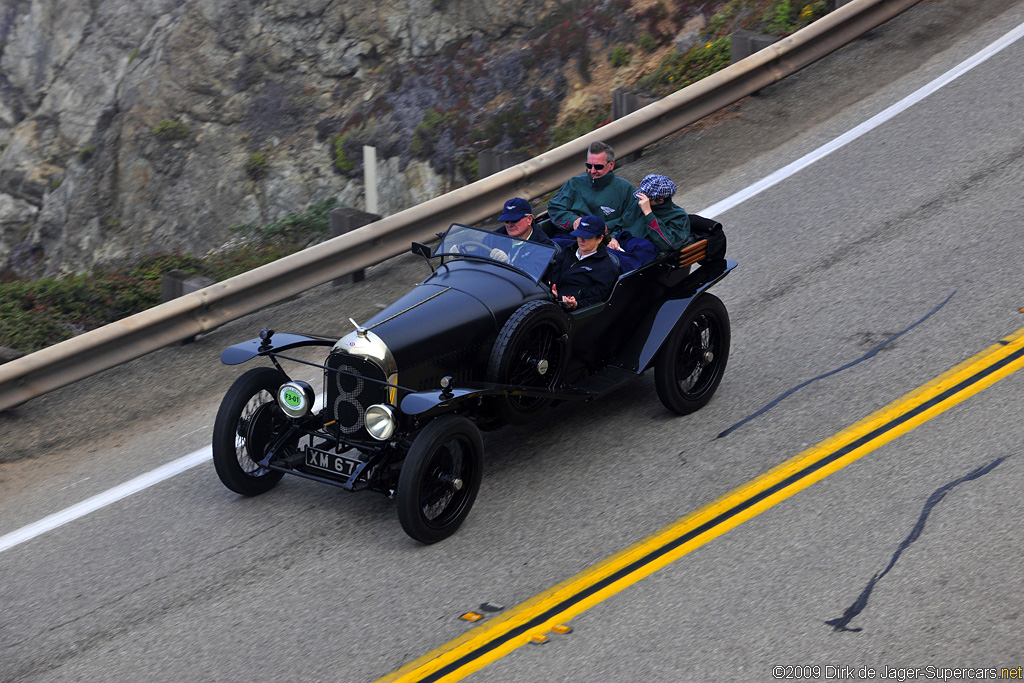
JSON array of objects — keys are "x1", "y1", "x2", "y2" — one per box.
[
  {"x1": 397, "y1": 415, "x2": 484, "y2": 544},
  {"x1": 654, "y1": 293, "x2": 730, "y2": 415},
  {"x1": 212, "y1": 367, "x2": 289, "y2": 495}
]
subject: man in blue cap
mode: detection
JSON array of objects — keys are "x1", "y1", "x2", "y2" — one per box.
[
  {"x1": 547, "y1": 215, "x2": 620, "y2": 310},
  {"x1": 494, "y1": 197, "x2": 553, "y2": 245}
]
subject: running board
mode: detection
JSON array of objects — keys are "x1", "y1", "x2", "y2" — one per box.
[{"x1": 565, "y1": 365, "x2": 641, "y2": 398}]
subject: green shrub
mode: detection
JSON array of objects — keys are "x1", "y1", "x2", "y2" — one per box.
[
  {"x1": 152, "y1": 119, "x2": 189, "y2": 141},
  {"x1": 78, "y1": 146, "x2": 96, "y2": 161},
  {"x1": 458, "y1": 156, "x2": 479, "y2": 184},
  {"x1": 550, "y1": 110, "x2": 607, "y2": 148},
  {"x1": 329, "y1": 132, "x2": 355, "y2": 172},
  {"x1": 0, "y1": 197, "x2": 341, "y2": 353},
  {"x1": 246, "y1": 152, "x2": 268, "y2": 180},
  {"x1": 409, "y1": 108, "x2": 451, "y2": 157},
  {"x1": 639, "y1": 32, "x2": 659, "y2": 53},
  {"x1": 240, "y1": 196, "x2": 339, "y2": 241},
  {"x1": 610, "y1": 45, "x2": 631, "y2": 67},
  {"x1": 767, "y1": 0, "x2": 797, "y2": 33},
  {"x1": 638, "y1": 37, "x2": 730, "y2": 95},
  {"x1": 798, "y1": 1, "x2": 828, "y2": 26}
]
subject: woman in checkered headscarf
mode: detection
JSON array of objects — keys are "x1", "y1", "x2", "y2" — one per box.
[{"x1": 630, "y1": 173, "x2": 692, "y2": 252}]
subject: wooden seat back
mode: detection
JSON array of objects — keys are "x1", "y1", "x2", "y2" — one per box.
[{"x1": 677, "y1": 238, "x2": 708, "y2": 268}]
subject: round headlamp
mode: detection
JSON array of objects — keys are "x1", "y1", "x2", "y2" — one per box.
[
  {"x1": 364, "y1": 403, "x2": 398, "y2": 441},
  {"x1": 277, "y1": 381, "x2": 315, "y2": 419}
]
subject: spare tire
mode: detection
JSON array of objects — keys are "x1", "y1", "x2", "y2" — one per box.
[{"x1": 486, "y1": 300, "x2": 570, "y2": 424}]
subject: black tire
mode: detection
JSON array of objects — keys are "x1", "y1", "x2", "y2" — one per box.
[
  {"x1": 397, "y1": 415, "x2": 484, "y2": 544},
  {"x1": 654, "y1": 293, "x2": 730, "y2": 415},
  {"x1": 486, "y1": 300, "x2": 570, "y2": 424},
  {"x1": 212, "y1": 367, "x2": 289, "y2": 496}
]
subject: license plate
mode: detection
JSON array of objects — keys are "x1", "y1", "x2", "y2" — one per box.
[{"x1": 304, "y1": 446, "x2": 360, "y2": 477}]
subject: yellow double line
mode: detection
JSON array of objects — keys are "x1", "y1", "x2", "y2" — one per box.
[{"x1": 379, "y1": 326, "x2": 1024, "y2": 683}]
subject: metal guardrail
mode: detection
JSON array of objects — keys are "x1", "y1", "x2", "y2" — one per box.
[{"x1": 0, "y1": 0, "x2": 923, "y2": 412}]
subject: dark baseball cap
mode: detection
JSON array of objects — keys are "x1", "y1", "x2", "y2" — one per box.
[
  {"x1": 498, "y1": 197, "x2": 532, "y2": 222},
  {"x1": 570, "y1": 215, "x2": 606, "y2": 238}
]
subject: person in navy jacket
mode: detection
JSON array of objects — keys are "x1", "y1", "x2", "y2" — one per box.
[
  {"x1": 547, "y1": 215, "x2": 620, "y2": 311},
  {"x1": 494, "y1": 197, "x2": 554, "y2": 245}
]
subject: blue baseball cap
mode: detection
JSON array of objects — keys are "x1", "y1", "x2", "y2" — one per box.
[
  {"x1": 498, "y1": 197, "x2": 532, "y2": 222},
  {"x1": 570, "y1": 215, "x2": 606, "y2": 238}
]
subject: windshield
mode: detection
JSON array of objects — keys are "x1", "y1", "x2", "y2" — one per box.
[{"x1": 434, "y1": 224, "x2": 556, "y2": 283}]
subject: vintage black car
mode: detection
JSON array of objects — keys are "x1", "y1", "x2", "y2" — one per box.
[{"x1": 213, "y1": 221, "x2": 736, "y2": 543}]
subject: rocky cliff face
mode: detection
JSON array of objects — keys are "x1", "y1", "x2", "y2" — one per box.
[{"x1": 0, "y1": 0, "x2": 572, "y2": 278}]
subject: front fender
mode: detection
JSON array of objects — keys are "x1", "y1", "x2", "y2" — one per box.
[
  {"x1": 220, "y1": 333, "x2": 336, "y2": 365},
  {"x1": 616, "y1": 258, "x2": 736, "y2": 373}
]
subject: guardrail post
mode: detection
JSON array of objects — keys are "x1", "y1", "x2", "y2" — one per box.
[
  {"x1": 330, "y1": 207, "x2": 381, "y2": 285},
  {"x1": 612, "y1": 87, "x2": 660, "y2": 164},
  {"x1": 161, "y1": 270, "x2": 216, "y2": 302},
  {"x1": 478, "y1": 150, "x2": 528, "y2": 178},
  {"x1": 730, "y1": 29, "x2": 778, "y2": 63},
  {"x1": 160, "y1": 270, "x2": 217, "y2": 343}
]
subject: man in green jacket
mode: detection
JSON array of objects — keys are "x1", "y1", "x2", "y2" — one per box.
[{"x1": 546, "y1": 141, "x2": 645, "y2": 236}]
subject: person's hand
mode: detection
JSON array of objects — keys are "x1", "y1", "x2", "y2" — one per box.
[
  {"x1": 608, "y1": 237, "x2": 622, "y2": 251},
  {"x1": 561, "y1": 295, "x2": 577, "y2": 310},
  {"x1": 572, "y1": 216, "x2": 582, "y2": 230},
  {"x1": 636, "y1": 192, "x2": 652, "y2": 215},
  {"x1": 489, "y1": 247, "x2": 509, "y2": 263}
]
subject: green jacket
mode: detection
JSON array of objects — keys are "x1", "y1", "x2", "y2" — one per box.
[
  {"x1": 547, "y1": 172, "x2": 645, "y2": 235},
  {"x1": 634, "y1": 201, "x2": 691, "y2": 251}
]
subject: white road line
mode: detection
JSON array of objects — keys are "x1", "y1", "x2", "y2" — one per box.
[
  {"x1": 0, "y1": 448, "x2": 210, "y2": 553},
  {"x1": 698, "y1": 19, "x2": 1024, "y2": 218},
  {"x1": 3, "y1": 18, "x2": 1024, "y2": 556}
]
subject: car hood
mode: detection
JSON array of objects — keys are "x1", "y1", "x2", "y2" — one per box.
[{"x1": 360, "y1": 261, "x2": 547, "y2": 370}]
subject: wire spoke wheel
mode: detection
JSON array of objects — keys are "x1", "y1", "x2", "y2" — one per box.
[
  {"x1": 213, "y1": 367, "x2": 289, "y2": 495},
  {"x1": 655, "y1": 294, "x2": 730, "y2": 415},
  {"x1": 397, "y1": 415, "x2": 484, "y2": 544}
]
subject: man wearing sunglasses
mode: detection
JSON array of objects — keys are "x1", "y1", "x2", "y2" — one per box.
[{"x1": 546, "y1": 141, "x2": 645, "y2": 237}]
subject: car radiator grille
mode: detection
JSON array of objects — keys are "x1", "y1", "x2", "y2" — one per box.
[{"x1": 325, "y1": 353, "x2": 389, "y2": 442}]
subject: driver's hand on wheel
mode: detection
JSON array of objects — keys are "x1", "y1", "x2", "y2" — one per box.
[{"x1": 489, "y1": 248, "x2": 509, "y2": 263}]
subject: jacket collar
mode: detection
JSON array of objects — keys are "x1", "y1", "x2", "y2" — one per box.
[{"x1": 590, "y1": 171, "x2": 616, "y2": 191}]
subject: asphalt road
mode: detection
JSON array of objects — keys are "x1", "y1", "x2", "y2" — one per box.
[{"x1": 2, "y1": 1, "x2": 1024, "y2": 681}]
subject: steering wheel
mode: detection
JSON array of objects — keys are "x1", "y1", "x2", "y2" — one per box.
[
  {"x1": 452, "y1": 240, "x2": 506, "y2": 260},
  {"x1": 446, "y1": 240, "x2": 488, "y2": 256}
]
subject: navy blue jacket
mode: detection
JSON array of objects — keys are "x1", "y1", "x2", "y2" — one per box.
[
  {"x1": 547, "y1": 247, "x2": 619, "y2": 309},
  {"x1": 493, "y1": 225, "x2": 554, "y2": 246}
]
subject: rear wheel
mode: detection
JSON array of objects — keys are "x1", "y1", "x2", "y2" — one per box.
[
  {"x1": 486, "y1": 300, "x2": 569, "y2": 424},
  {"x1": 654, "y1": 294, "x2": 730, "y2": 415},
  {"x1": 397, "y1": 415, "x2": 484, "y2": 544},
  {"x1": 212, "y1": 367, "x2": 289, "y2": 495}
]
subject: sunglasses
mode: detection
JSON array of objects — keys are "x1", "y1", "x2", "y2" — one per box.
[{"x1": 585, "y1": 163, "x2": 606, "y2": 170}]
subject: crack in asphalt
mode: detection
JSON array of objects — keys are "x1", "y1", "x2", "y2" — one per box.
[
  {"x1": 717, "y1": 290, "x2": 955, "y2": 439},
  {"x1": 825, "y1": 455, "x2": 1008, "y2": 633}
]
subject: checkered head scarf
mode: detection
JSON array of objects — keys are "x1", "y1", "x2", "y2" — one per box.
[{"x1": 637, "y1": 174, "x2": 677, "y2": 201}]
